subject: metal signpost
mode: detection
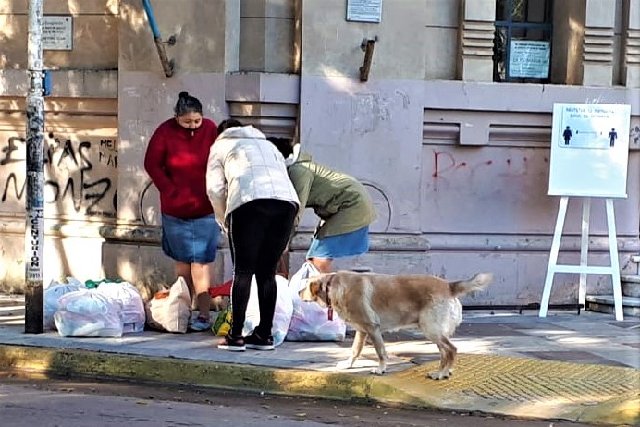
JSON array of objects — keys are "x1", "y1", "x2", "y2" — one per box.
[{"x1": 25, "y1": 0, "x2": 45, "y2": 334}]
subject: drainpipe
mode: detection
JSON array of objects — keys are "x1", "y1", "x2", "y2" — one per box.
[{"x1": 142, "y1": 0, "x2": 175, "y2": 77}]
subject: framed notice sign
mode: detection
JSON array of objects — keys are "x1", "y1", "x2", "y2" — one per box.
[
  {"x1": 548, "y1": 103, "x2": 631, "y2": 198},
  {"x1": 509, "y1": 40, "x2": 550, "y2": 78},
  {"x1": 347, "y1": 0, "x2": 382, "y2": 23},
  {"x1": 43, "y1": 16, "x2": 73, "y2": 50}
]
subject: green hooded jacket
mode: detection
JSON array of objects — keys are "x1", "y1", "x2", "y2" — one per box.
[{"x1": 287, "y1": 152, "x2": 376, "y2": 239}]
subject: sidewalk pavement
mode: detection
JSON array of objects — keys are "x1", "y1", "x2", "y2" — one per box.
[{"x1": 0, "y1": 294, "x2": 638, "y2": 426}]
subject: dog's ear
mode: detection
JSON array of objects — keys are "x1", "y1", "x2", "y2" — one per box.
[
  {"x1": 309, "y1": 278, "x2": 323, "y2": 297},
  {"x1": 299, "y1": 277, "x2": 320, "y2": 301},
  {"x1": 319, "y1": 272, "x2": 337, "y2": 295}
]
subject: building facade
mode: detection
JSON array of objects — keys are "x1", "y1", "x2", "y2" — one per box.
[{"x1": 1, "y1": 0, "x2": 639, "y2": 306}]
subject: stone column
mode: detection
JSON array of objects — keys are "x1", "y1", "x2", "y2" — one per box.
[
  {"x1": 582, "y1": 0, "x2": 616, "y2": 86},
  {"x1": 240, "y1": 0, "x2": 296, "y2": 73},
  {"x1": 458, "y1": 0, "x2": 496, "y2": 81},
  {"x1": 623, "y1": 0, "x2": 640, "y2": 87}
]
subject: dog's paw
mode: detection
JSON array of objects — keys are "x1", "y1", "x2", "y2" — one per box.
[
  {"x1": 428, "y1": 370, "x2": 451, "y2": 380},
  {"x1": 336, "y1": 358, "x2": 355, "y2": 370}
]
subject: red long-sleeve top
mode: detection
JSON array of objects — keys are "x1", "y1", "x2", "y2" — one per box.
[{"x1": 144, "y1": 118, "x2": 218, "y2": 219}]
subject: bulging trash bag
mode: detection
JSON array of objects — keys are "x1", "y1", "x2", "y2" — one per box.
[
  {"x1": 242, "y1": 275, "x2": 293, "y2": 347},
  {"x1": 144, "y1": 276, "x2": 191, "y2": 333},
  {"x1": 54, "y1": 290, "x2": 123, "y2": 337},
  {"x1": 93, "y1": 281, "x2": 145, "y2": 333},
  {"x1": 44, "y1": 278, "x2": 86, "y2": 330},
  {"x1": 286, "y1": 262, "x2": 346, "y2": 342}
]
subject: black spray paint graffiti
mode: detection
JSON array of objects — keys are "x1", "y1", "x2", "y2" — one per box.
[{"x1": 0, "y1": 135, "x2": 118, "y2": 218}]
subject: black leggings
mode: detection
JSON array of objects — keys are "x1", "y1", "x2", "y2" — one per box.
[{"x1": 228, "y1": 199, "x2": 296, "y2": 338}]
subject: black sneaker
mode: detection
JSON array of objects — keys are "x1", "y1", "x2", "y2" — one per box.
[
  {"x1": 217, "y1": 335, "x2": 245, "y2": 351},
  {"x1": 245, "y1": 331, "x2": 274, "y2": 350}
]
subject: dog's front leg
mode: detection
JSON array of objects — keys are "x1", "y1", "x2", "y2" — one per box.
[
  {"x1": 367, "y1": 328, "x2": 388, "y2": 375},
  {"x1": 336, "y1": 330, "x2": 366, "y2": 370}
]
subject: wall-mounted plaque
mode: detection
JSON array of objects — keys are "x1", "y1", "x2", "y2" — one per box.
[
  {"x1": 509, "y1": 40, "x2": 549, "y2": 79},
  {"x1": 347, "y1": 0, "x2": 382, "y2": 23},
  {"x1": 43, "y1": 15, "x2": 73, "y2": 51}
]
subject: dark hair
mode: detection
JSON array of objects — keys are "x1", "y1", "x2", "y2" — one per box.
[
  {"x1": 267, "y1": 137, "x2": 294, "y2": 158},
  {"x1": 217, "y1": 119, "x2": 244, "y2": 133},
  {"x1": 174, "y1": 91, "x2": 203, "y2": 116}
]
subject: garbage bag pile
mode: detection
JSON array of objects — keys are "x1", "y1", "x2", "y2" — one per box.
[{"x1": 44, "y1": 278, "x2": 145, "y2": 337}]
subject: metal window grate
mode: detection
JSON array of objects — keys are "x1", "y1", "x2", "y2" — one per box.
[{"x1": 494, "y1": 0, "x2": 553, "y2": 82}]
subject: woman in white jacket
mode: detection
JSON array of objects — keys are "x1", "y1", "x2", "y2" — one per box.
[{"x1": 206, "y1": 119, "x2": 299, "y2": 351}]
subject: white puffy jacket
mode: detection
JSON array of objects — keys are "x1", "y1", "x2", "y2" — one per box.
[{"x1": 206, "y1": 125, "x2": 300, "y2": 228}]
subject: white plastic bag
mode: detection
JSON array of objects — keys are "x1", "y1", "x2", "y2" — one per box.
[
  {"x1": 144, "y1": 277, "x2": 191, "y2": 333},
  {"x1": 286, "y1": 262, "x2": 346, "y2": 342},
  {"x1": 44, "y1": 278, "x2": 85, "y2": 330},
  {"x1": 93, "y1": 281, "x2": 145, "y2": 333},
  {"x1": 54, "y1": 289, "x2": 123, "y2": 337},
  {"x1": 243, "y1": 275, "x2": 293, "y2": 347}
]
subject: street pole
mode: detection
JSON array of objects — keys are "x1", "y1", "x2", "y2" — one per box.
[{"x1": 24, "y1": 0, "x2": 44, "y2": 334}]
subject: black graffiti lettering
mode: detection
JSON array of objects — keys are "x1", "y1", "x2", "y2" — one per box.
[
  {"x1": 61, "y1": 178, "x2": 82, "y2": 212},
  {"x1": 79, "y1": 141, "x2": 92, "y2": 168},
  {"x1": 2, "y1": 173, "x2": 26, "y2": 201},
  {"x1": 0, "y1": 137, "x2": 25, "y2": 165},
  {"x1": 43, "y1": 143, "x2": 54, "y2": 166},
  {"x1": 57, "y1": 138, "x2": 79, "y2": 167},
  {"x1": 100, "y1": 139, "x2": 116, "y2": 151},
  {"x1": 84, "y1": 178, "x2": 112, "y2": 216},
  {"x1": 1, "y1": 135, "x2": 117, "y2": 217},
  {"x1": 44, "y1": 180, "x2": 59, "y2": 202},
  {"x1": 99, "y1": 151, "x2": 118, "y2": 167}
]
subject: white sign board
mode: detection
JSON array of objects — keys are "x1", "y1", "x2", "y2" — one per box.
[
  {"x1": 43, "y1": 16, "x2": 73, "y2": 50},
  {"x1": 347, "y1": 0, "x2": 382, "y2": 23},
  {"x1": 509, "y1": 40, "x2": 550, "y2": 78},
  {"x1": 548, "y1": 103, "x2": 631, "y2": 198}
]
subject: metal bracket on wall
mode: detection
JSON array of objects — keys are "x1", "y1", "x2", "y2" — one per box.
[
  {"x1": 142, "y1": 0, "x2": 175, "y2": 78},
  {"x1": 154, "y1": 34, "x2": 176, "y2": 78},
  {"x1": 359, "y1": 37, "x2": 377, "y2": 82}
]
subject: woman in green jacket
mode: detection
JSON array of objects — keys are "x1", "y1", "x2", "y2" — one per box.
[{"x1": 269, "y1": 138, "x2": 376, "y2": 273}]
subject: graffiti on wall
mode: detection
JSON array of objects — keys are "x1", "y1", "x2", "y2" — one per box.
[{"x1": 0, "y1": 132, "x2": 118, "y2": 219}]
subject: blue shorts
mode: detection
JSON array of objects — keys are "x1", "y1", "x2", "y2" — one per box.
[
  {"x1": 306, "y1": 226, "x2": 369, "y2": 260},
  {"x1": 161, "y1": 214, "x2": 220, "y2": 263}
]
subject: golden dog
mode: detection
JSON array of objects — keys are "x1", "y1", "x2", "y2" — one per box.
[{"x1": 300, "y1": 271, "x2": 493, "y2": 379}]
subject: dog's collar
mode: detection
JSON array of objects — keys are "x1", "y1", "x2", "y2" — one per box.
[{"x1": 325, "y1": 282, "x2": 333, "y2": 321}]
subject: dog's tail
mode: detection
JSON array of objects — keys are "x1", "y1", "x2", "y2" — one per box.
[{"x1": 449, "y1": 273, "x2": 493, "y2": 297}]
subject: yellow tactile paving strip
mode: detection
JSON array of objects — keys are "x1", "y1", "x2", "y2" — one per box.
[
  {"x1": 391, "y1": 354, "x2": 640, "y2": 404},
  {"x1": 380, "y1": 354, "x2": 640, "y2": 424}
]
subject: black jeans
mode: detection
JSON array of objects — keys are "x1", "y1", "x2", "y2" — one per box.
[{"x1": 228, "y1": 199, "x2": 296, "y2": 338}]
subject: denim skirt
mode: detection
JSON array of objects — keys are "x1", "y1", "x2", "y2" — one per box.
[
  {"x1": 306, "y1": 226, "x2": 369, "y2": 259},
  {"x1": 161, "y1": 214, "x2": 220, "y2": 263}
]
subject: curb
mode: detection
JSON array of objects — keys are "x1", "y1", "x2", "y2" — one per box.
[
  {"x1": 0, "y1": 344, "x2": 638, "y2": 426},
  {"x1": 0, "y1": 344, "x2": 418, "y2": 404}
]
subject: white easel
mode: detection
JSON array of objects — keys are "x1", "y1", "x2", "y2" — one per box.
[
  {"x1": 539, "y1": 196, "x2": 623, "y2": 321},
  {"x1": 540, "y1": 103, "x2": 631, "y2": 322}
]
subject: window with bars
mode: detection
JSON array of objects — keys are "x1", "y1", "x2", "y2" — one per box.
[{"x1": 493, "y1": 0, "x2": 553, "y2": 82}]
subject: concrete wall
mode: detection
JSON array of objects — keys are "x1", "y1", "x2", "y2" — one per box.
[{"x1": 295, "y1": 0, "x2": 640, "y2": 306}]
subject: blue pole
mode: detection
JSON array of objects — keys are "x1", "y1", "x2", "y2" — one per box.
[
  {"x1": 141, "y1": 0, "x2": 174, "y2": 77},
  {"x1": 142, "y1": 0, "x2": 161, "y2": 39}
]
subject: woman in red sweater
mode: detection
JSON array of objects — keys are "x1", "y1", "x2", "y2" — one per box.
[{"x1": 144, "y1": 91, "x2": 220, "y2": 331}]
